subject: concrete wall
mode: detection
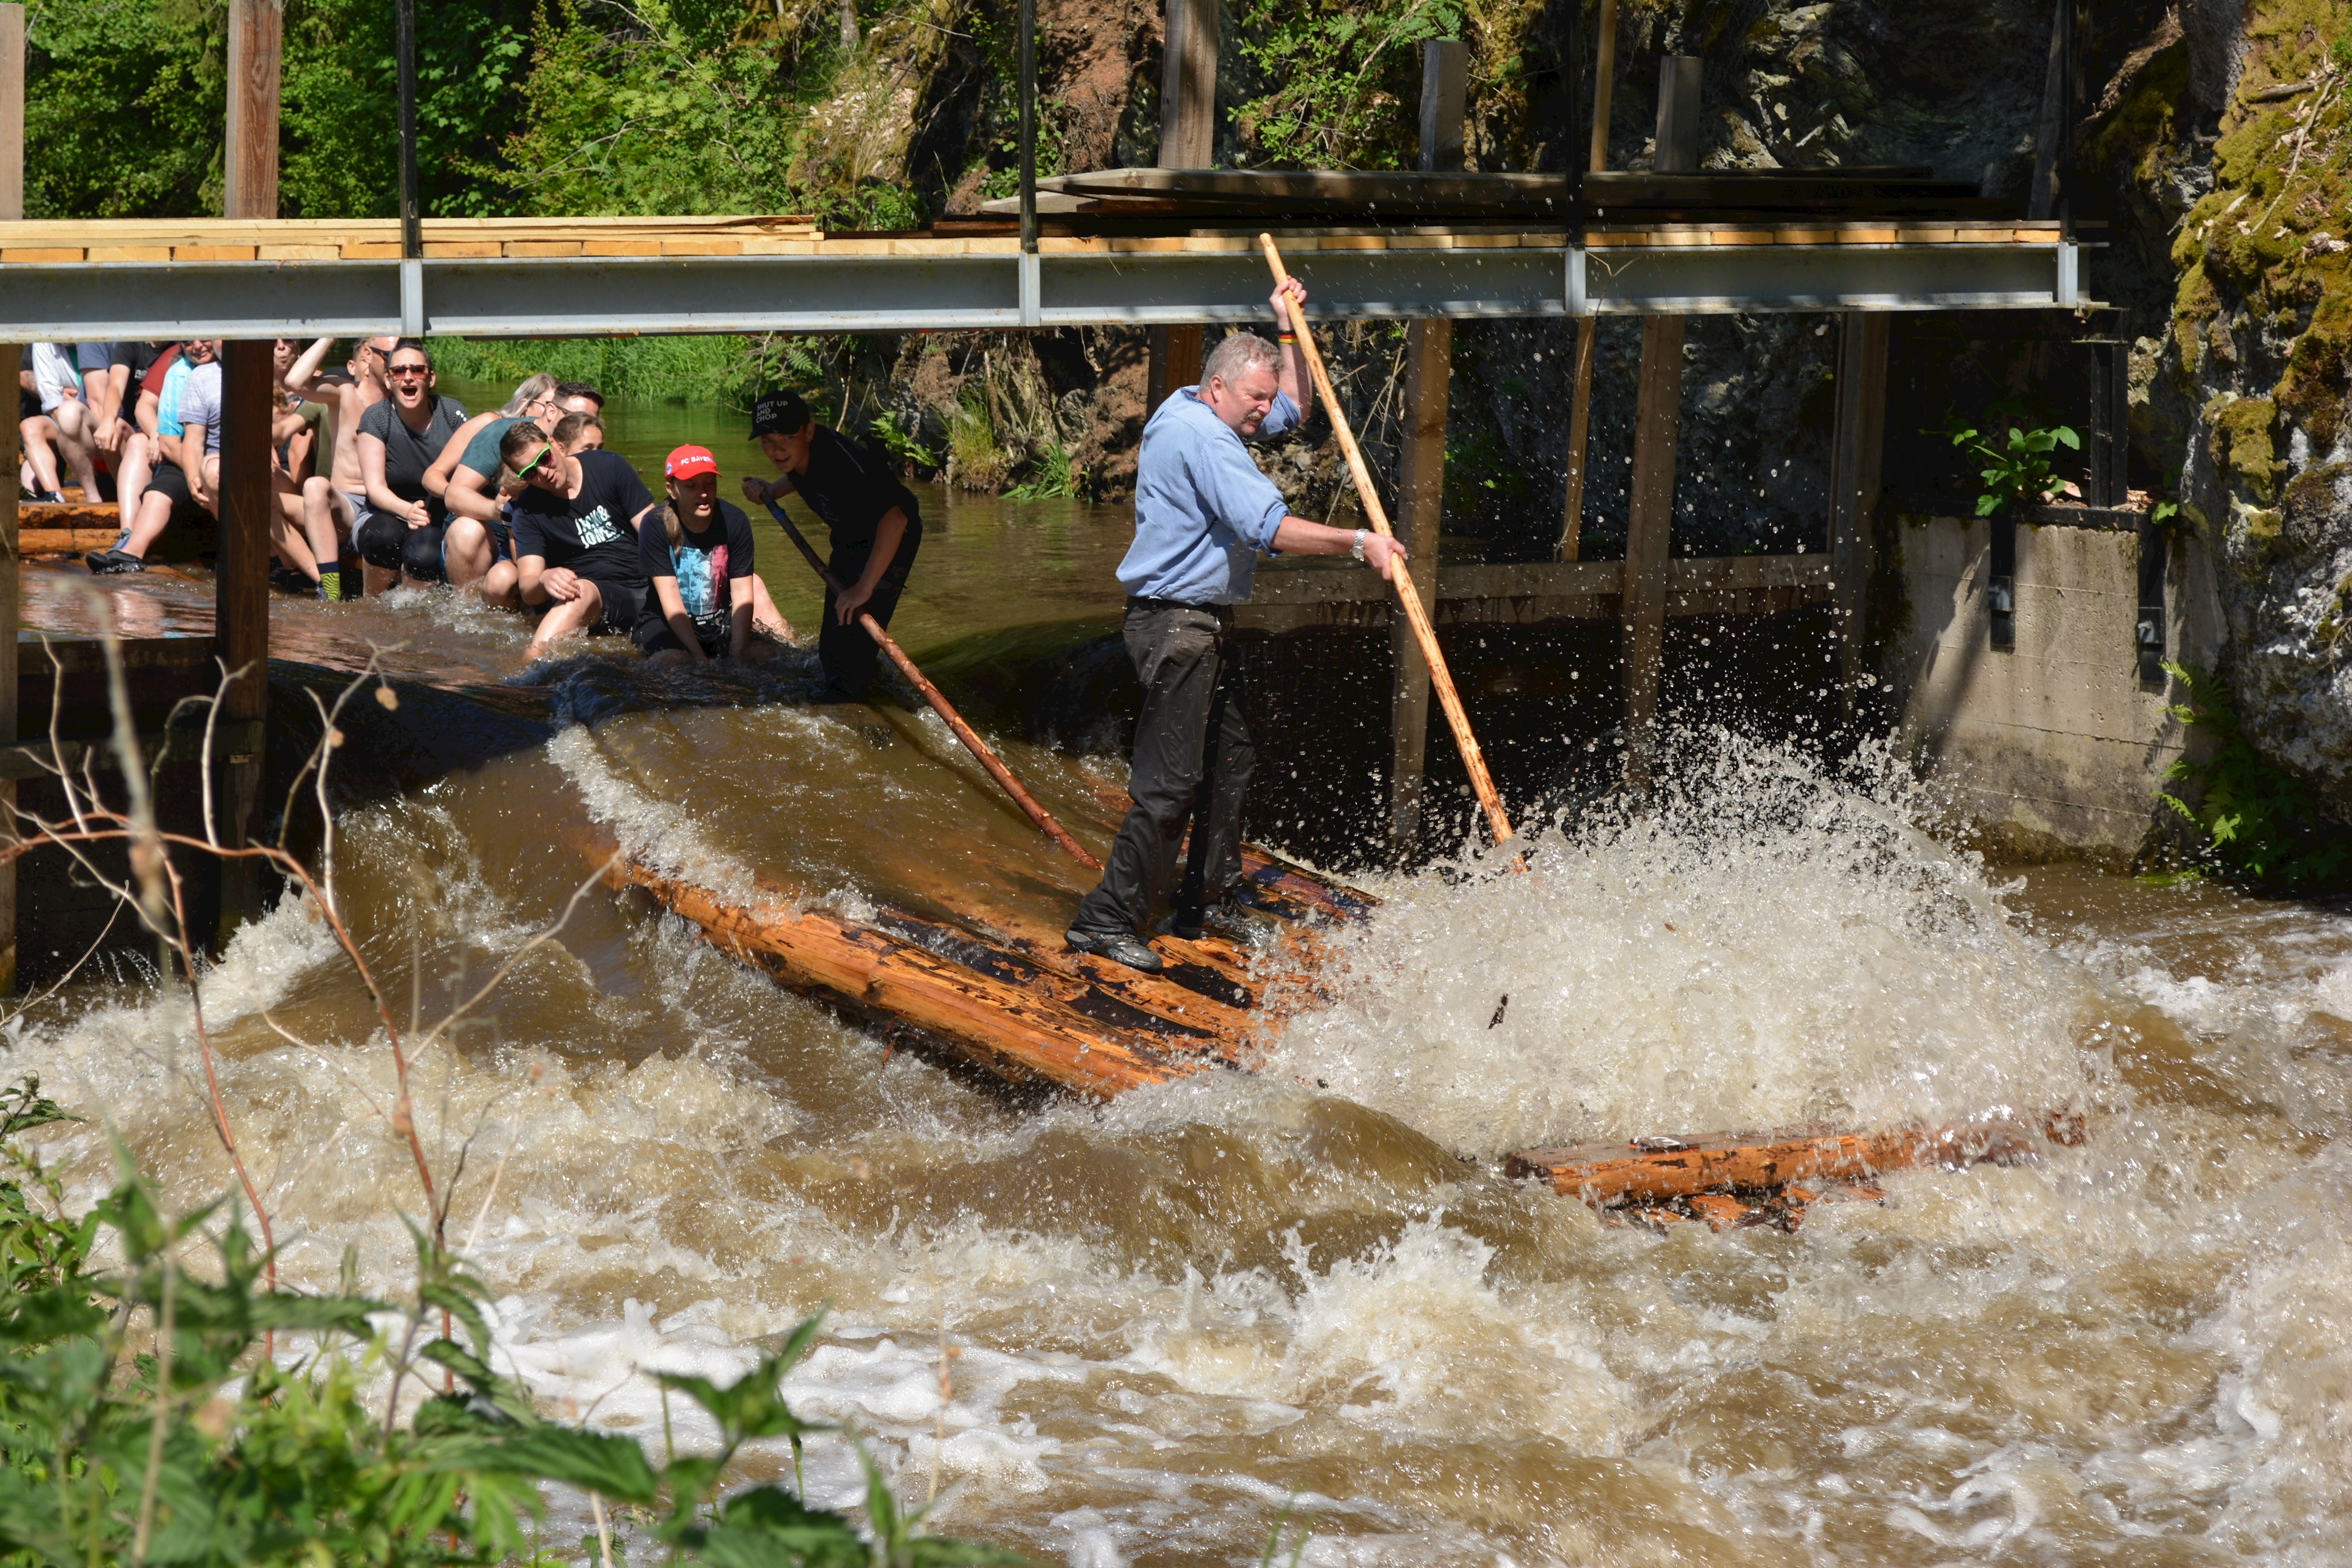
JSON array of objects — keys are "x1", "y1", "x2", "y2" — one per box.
[{"x1": 1885, "y1": 515, "x2": 2226, "y2": 859}]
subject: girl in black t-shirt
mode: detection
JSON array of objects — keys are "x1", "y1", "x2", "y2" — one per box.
[{"x1": 635, "y1": 444, "x2": 792, "y2": 670}]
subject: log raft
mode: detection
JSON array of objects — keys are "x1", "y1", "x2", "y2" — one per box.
[{"x1": 607, "y1": 833, "x2": 2090, "y2": 1233}]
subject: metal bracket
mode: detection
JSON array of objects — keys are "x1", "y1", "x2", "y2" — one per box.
[
  {"x1": 1565, "y1": 246, "x2": 1589, "y2": 317},
  {"x1": 2055, "y1": 241, "x2": 2079, "y2": 308},
  {"x1": 1018, "y1": 252, "x2": 1042, "y2": 327},
  {"x1": 399, "y1": 258, "x2": 425, "y2": 336}
]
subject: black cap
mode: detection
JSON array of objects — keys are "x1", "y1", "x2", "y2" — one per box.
[{"x1": 750, "y1": 390, "x2": 811, "y2": 439}]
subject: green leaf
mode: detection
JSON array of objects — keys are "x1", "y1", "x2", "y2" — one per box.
[{"x1": 452, "y1": 1424, "x2": 663, "y2": 1507}]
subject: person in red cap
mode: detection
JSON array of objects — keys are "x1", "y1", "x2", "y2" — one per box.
[{"x1": 636, "y1": 444, "x2": 792, "y2": 669}]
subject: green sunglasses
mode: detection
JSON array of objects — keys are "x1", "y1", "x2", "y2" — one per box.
[{"x1": 514, "y1": 444, "x2": 557, "y2": 481}]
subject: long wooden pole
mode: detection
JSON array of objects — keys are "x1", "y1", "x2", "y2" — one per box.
[
  {"x1": 760, "y1": 501, "x2": 1102, "y2": 870},
  {"x1": 1258, "y1": 234, "x2": 1514, "y2": 846},
  {"x1": 1556, "y1": 0, "x2": 1616, "y2": 562}
]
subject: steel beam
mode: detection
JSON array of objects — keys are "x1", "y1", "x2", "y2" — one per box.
[{"x1": 0, "y1": 242, "x2": 2080, "y2": 339}]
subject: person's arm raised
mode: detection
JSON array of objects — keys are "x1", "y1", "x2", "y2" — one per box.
[
  {"x1": 1270, "y1": 278, "x2": 1314, "y2": 423},
  {"x1": 835, "y1": 505, "x2": 907, "y2": 624},
  {"x1": 281, "y1": 336, "x2": 334, "y2": 398},
  {"x1": 1268, "y1": 514, "x2": 1405, "y2": 579}
]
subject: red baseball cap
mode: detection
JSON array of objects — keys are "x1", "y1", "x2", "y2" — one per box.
[{"x1": 666, "y1": 444, "x2": 719, "y2": 481}]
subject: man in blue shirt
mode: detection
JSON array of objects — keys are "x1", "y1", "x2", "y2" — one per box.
[{"x1": 1066, "y1": 279, "x2": 1408, "y2": 973}]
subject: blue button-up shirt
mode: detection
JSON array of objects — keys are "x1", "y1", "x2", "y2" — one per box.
[{"x1": 1116, "y1": 387, "x2": 1301, "y2": 605}]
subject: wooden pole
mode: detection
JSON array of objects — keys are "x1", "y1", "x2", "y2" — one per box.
[
  {"x1": 1260, "y1": 234, "x2": 1514, "y2": 846},
  {"x1": 1146, "y1": 0, "x2": 1217, "y2": 410},
  {"x1": 0, "y1": 2, "x2": 22, "y2": 995},
  {"x1": 1387, "y1": 39, "x2": 1465, "y2": 860},
  {"x1": 1619, "y1": 57, "x2": 1699, "y2": 790},
  {"x1": 1828, "y1": 312, "x2": 1889, "y2": 717},
  {"x1": 1555, "y1": 0, "x2": 1616, "y2": 562},
  {"x1": 761, "y1": 502, "x2": 1101, "y2": 869},
  {"x1": 215, "y1": 0, "x2": 281, "y2": 940}
]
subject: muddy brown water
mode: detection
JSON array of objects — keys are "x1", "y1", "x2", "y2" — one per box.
[{"x1": 16, "y1": 393, "x2": 2352, "y2": 1563}]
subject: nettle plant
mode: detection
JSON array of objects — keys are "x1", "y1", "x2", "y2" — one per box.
[{"x1": 1947, "y1": 400, "x2": 2082, "y2": 517}]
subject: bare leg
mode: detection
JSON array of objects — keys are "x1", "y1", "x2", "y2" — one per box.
[
  {"x1": 19, "y1": 417, "x2": 61, "y2": 495},
  {"x1": 51, "y1": 401, "x2": 99, "y2": 498},
  {"x1": 478, "y1": 559, "x2": 521, "y2": 610},
  {"x1": 300, "y1": 479, "x2": 345, "y2": 570},
  {"x1": 115, "y1": 431, "x2": 153, "y2": 521},
  {"x1": 270, "y1": 479, "x2": 320, "y2": 582},
  {"x1": 363, "y1": 564, "x2": 400, "y2": 597},
  {"x1": 442, "y1": 517, "x2": 494, "y2": 590},
  {"x1": 525, "y1": 580, "x2": 606, "y2": 661},
  {"x1": 118, "y1": 487, "x2": 175, "y2": 560}
]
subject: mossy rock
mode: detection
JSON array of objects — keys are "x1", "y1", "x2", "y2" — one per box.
[
  {"x1": 2282, "y1": 460, "x2": 2348, "y2": 553},
  {"x1": 2278, "y1": 269, "x2": 2352, "y2": 451},
  {"x1": 2208, "y1": 394, "x2": 2283, "y2": 502}
]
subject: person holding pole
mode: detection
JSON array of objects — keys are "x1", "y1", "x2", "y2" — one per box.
[
  {"x1": 1064, "y1": 279, "x2": 1407, "y2": 974},
  {"x1": 738, "y1": 390, "x2": 920, "y2": 702}
]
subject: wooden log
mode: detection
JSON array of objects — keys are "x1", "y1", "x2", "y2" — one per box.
[
  {"x1": 598, "y1": 849, "x2": 1199, "y2": 1099},
  {"x1": 20, "y1": 528, "x2": 119, "y2": 556},
  {"x1": 1505, "y1": 1113, "x2": 2088, "y2": 1205}
]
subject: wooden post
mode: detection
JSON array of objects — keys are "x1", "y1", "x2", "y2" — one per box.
[
  {"x1": 0, "y1": 3, "x2": 22, "y2": 994},
  {"x1": 1146, "y1": 0, "x2": 1217, "y2": 408},
  {"x1": 1387, "y1": 39, "x2": 1466, "y2": 860},
  {"x1": 1620, "y1": 57, "x2": 1699, "y2": 788},
  {"x1": 1828, "y1": 312, "x2": 1889, "y2": 714},
  {"x1": 1556, "y1": 0, "x2": 1617, "y2": 562},
  {"x1": 215, "y1": 0, "x2": 281, "y2": 939}
]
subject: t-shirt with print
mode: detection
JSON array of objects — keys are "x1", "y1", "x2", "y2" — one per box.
[
  {"x1": 459, "y1": 415, "x2": 526, "y2": 481},
  {"x1": 155, "y1": 358, "x2": 194, "y2": 437},
  {"x1": 782, "y1": 425, "x2": 922, "y2": 568},
  {"x1": 636, "y1": 498, "x2": 756, "y2": 642},
  {"x1": 175, "y1": 362, "x2": 225, "y2": 457},
  {"x1": 358, "y1": 394, "x2": 469, "y2": 522},
  {"x1": 510, "y1": 448, "x2": 655, "y2": 587}
]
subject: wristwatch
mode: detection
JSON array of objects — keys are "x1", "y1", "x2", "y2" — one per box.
[{"x1": 1351, "y1": 529, "x2": 1367, "y2": 562}]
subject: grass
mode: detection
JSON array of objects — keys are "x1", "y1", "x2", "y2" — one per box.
[{"x1": 427, "y1": 336, "x2": 764, "y2": 407}]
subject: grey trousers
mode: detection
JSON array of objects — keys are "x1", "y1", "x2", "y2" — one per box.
[{"x1": 1071, "y1": 600, "x2": 1253, "y2": 934}]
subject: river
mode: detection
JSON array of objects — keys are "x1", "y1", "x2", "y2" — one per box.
[{"x1": 14, "y1": 386, "x2": 2352, "y2": 1564}]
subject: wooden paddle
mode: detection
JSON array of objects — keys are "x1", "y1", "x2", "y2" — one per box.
[
  {"x1": 1258, "y1": 234, "x2": 1516, "y2": 846},
  {"x1": 759, "y1": 497, "x2": 1103, "y2": 870}
]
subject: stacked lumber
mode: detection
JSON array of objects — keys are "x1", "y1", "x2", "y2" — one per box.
[
  {"x1": 0, "y1": 214, "x2": 2069, "y2": 265},
  {"x1": 18, "y1": 495, "x2": 127, "y2": 557}
]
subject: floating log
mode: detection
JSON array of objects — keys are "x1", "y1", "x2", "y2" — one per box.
[{"x1": 598, "y1": 831, "x2": 2090, "y2": 1233}]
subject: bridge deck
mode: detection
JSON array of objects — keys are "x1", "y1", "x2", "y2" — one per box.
[{"x1": 0, "y1": 216, "x2": 2084, "y2": 337}]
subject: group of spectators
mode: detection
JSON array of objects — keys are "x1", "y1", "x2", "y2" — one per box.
[{"x1": 18, "y1": 336, "x2": 803, "y2": 665}]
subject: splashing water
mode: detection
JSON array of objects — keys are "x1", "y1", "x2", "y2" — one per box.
[{"x1": 11, "y1": 711, "x2": 2352, "y2": 1564}]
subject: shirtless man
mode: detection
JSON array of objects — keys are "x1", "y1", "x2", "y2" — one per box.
[{"x1": 283, "y1": 335, "x2": 394, "y2": 600}]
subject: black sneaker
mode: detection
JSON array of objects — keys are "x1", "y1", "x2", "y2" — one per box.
[
  {"x1": 84, "y1": 549, "x2": 146, "y2": 575},
  {"x1": 1065, "y1": 926, "x2": 1164, "y2": 974},
  {"x1": 1157, "y1": 897, "x2": 1271, "y2": 945}
]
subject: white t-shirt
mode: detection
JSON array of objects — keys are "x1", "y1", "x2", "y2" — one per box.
[
  {"x1": 175, "y1": 362, "x2": 224, "y2": 456},
  {"x1": 30, "y1": 344, "x2": 79, "y2": 413}
]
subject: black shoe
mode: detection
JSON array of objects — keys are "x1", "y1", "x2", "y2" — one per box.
[
  {"x1": 1157, "y1": 896, "x2": 1270, "y2": 946},
  {"x1": 84, "y1": 549, "x2": 146, "y2": 575},
  {"x1": 1065, "y1": 926, "x2": 1164, "y2": 973},
  {"x1": 36, "y1": 490, "x2": 67, "y2": 505}
]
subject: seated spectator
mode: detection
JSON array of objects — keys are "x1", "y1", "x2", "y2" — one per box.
[
  {"x1": 636, "y1": 444, "x2": 791, "y2": 671},
  {"x1": 29, "y1": 343, "x2": 98, "y2": 501},
  {"x1": 427, "y1": 372, "x2": 559, "y2": 604},
  {"x1": 553, "y1": 408, "x2": 606, "y2": 451},
  {"x1": 356, "y1": 339, "x2": 469, "y2": 593},
  {"x1": 555, "y1": 382, "x2": 604, "y2": 420},
  {"x1": 86, "y1": 340, "x2": 219, "y2": 574},
  {"x1": 19, "y1": 362, "x2": 64, "y2": 501},
  {"x1": 502, "y1": 423, "x2": 659, "y2": 662},
  {"x1": 92, "y1": 342, "x2": 167, "y2": 521},
  {"x1": 284, "y1": 335, "x2": 393, "y2": 600}
]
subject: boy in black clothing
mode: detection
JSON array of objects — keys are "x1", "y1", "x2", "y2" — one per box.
[
  {"x1": 738, "y1": 390, "x2": 922, "y2": 701},
  {"x1": 635, "y1": 444, "x2": 790, "y2": 669},
  {"x1": 502, "y1": 424, "x2": 660, "y2": 662}
]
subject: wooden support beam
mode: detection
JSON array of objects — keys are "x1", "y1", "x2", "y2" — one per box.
[
  {"x1": 0, "y1": 1, "x2": 23, "y2": 996},
  {"x1": 1620, "y1": 57, "x2": 1699, "y2": 789},
  {"x1": 214, "y1": 0, "x2": 280, "y2": 940},
  {"x1": 1146, "y1": 0, "x2": 1217, "y2": 406},
  {"x1": 1387, "y1": 39, "x2": 1467, "y2": 860},
  {"x1": 1556, "y1": 0, "x2": 1618, "y2": 562},
  {"x1": 1828, "y1": 311, "x2": 1888, "y2": 712}
]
